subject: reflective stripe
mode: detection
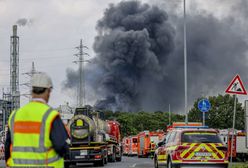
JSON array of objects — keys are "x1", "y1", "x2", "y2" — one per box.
[
  {"x1": 40, "y1": 108, "x2": 53, "y2": 149},
  {"x1": 10, "y1": 110, "x2": 17, "y2": 144},
  {"x1": 13, "y1": 155, "x2": 60, "y2": 165},
  {"x1": 12, "y1": 146, "x2": 48, "y2": 153}
]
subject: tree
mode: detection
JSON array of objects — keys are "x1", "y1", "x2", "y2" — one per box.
[{"x1": 188, "y1": 94, "x2": 245, "y2": 130}]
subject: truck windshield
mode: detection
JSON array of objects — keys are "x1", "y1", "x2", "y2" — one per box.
[{"x1": 182, "y1": 132, "x2": 222, "y2": 143}]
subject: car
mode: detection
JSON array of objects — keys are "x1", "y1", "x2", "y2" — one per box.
[{"x1": 154, "y1": 127, "x2": 229, "y2": 168}]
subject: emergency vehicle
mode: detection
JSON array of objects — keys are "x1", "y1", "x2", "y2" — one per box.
[
  {"x1": 137, "y1": 130, "x2": 164, "y2": 157},
  {"x1": 219, "y1": 129, "x2": 248, "y2": 161},
  {"x1": 127, "y1": 136, "x2": 138, "y2": 156},
  {"x1": 167, "y1": 122, "x2": 203, "y2": 131},
  {"x1": 122, "y1": 137, "x2": 130, "y2": 156},
  {"x1": 154, "y1": 127, "x2": 229, "y2": 168}
]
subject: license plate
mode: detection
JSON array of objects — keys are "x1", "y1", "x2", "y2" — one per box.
[
  {"x1": 195, "y1": 152, "x2": 212, "y2": 157},
  {"x1": 80, "y1": 150, "x2": 88, "y2": 156},
  {"x1": 75, "y1": 155, "x2": 85, "y2": 159}
]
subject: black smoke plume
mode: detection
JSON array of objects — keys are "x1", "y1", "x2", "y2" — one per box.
[
  {"x1": 93, "y1": 1, "x2": 175, "y2": 111},
  {"x1": 63, "y1": 0, "x2": 248, "y2": 113}
]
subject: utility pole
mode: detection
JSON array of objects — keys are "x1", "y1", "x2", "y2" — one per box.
[
  {"x1": 22, "y1": 62, "x2": 40, "y2": 100},
  {"x1": 169, "y1": 104, "x2": 171, "y2": 126},
  {"x1": 184, "y1": 0, "x2": 188, "y2": 124},
  {"x1": 74, "y1": 39, "x2": 90, "y2": 107}
]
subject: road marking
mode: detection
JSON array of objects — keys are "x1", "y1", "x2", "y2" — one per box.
[{"x1": 130, "y1": 163, "x2": 137, "y2": 167}]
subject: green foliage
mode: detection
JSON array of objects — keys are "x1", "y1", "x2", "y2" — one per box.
[
  {"x1": 103, "y1": 94, "x2": 245, "y2": 137},
  {"x1": 104, "y1": 110, "x2": 185, "y2": 137},
  {"x1": 188, "y1": 94, "x2": 245, "y2": 130}
]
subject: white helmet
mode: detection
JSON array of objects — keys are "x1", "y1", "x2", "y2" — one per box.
[{"x1": 31, "y1": 72, "x2": 53, "y2": 89}]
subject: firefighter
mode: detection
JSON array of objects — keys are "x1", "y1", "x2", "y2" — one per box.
[
  {"x1": 150, "y1": 140, "x2": 156, "y2": 158},
  {"x1": 5, "y1": 72, "x2": 69, "y2": 167},
  {"x1": 150, "y1": 140, "x2": 155, "y2": 149}
]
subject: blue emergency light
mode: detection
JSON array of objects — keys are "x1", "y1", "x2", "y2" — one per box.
[{"x1": 174, "y1": 126, "x2": 209, "y2": 129}]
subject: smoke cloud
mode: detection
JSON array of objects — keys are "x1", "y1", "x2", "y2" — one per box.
[
  {"x1": 63, "y1": 0, "x2": 248, "y2": 113},
  {"x1": 16, "y1": 18, "x2": 33, "y2": 26}
]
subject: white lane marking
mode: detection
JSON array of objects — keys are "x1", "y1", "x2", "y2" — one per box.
[{"x1": 130, "y1": 163, "x2": 137, "y2": 167}]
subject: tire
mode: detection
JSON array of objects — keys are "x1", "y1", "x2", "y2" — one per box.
[
  {"x1": 94, "y1": 159, "x2": 104, "y2": 167},
  {"x1": 116, "y1": 156, "x2": 122, "y2": 162},
  {"x1": 64, "y1": 162, "x2": 70, "y2": 168},
  {"x1": 112, "y1": 152, "x2": 116, "y2": 162},
  {"x1": 104, "y1": 157, "x2": 108, "y2": 164},
  {"x1": 99, "y1": 158, "x2": 104, "y2": 167}
]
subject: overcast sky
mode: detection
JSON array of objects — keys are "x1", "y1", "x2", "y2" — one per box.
[{"x1": 0, "y1": 0, "x2": 245, "y2": 111}]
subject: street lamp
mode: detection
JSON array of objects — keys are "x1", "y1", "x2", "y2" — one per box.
[{"x1": 183, "y1": 0, "x2": 188, "y2": 124}]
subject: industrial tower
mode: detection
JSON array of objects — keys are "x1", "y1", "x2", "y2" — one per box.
[{"x1": 10, "y1": 25, "x2": 20, "y2": 110}]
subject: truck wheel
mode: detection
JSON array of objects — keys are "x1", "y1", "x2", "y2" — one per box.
[
  {"x1": 99, "y1": 159, "x2": 104, "y2": 167},
  {"x1": 64, "y1": 162, "x2": 70, "y2": 168},
  {"x1": 116, "y1": 156, "x2": 122, "y2": 162},
  {"x1": 104, "y1": 157, "x2": 108, "y2": 164},
  {"x1": 94, "y1": 159, "x2": 104, "y2": 167},
  {"x1": 111, "y1": 152, "x2": 116, "y2": 162}
]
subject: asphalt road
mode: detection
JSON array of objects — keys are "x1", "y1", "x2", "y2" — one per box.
[
  {"x1": 0, "y1": 157, "x2": 154, "y2": 168},
  {"x1": 70, "y1": 156, "x2": 154, "y2": 168}
]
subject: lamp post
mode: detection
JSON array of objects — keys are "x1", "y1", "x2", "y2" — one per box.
[{"x1": 183, "y1": 0, "x2": 188, "y2": 124}]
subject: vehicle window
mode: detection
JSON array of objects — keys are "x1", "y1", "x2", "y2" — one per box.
[
  {"x1": 133, "y1": 138, "x2": 137, "y2": 143},
  {"x1": 182, "y1": 132, "x2": 222, "y2": 143},
  {"x1": 167, "y1": 131, "x2": 176, "y2": 143}
]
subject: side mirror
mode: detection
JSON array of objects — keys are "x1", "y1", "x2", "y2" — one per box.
[{"x1": 158, "y1": 141, "x2": 164, "y2": 147}]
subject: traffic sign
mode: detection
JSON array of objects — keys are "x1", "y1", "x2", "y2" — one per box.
[
  {"x1": 198, "y1": 99, "x2": 211, "y2": 113},
  {"x1": 225, "y1": 75, "x2": 247, "y2": 95}
]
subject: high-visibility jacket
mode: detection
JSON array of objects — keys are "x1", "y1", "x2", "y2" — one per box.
[{"x1": 7, "y1": 101, "x2": 64, "y2": 167}]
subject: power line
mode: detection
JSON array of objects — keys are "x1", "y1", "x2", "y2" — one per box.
[{"x1": 21, "y1": 47, "x2": 74, "y2": 53}]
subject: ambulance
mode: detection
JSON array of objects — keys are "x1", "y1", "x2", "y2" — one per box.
[{"x1": 128, "y1": 136, "x2": 138, "y2": 156}]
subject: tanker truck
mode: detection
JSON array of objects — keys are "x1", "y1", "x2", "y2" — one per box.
[{"x1": 64, "y1": 107, "x2": 122, "y2": 167}]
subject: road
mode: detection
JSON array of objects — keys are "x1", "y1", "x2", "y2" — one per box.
[
  {"x1": 71, "y1": 156, "x2": 154, "y2": 168},
  {"x1": 0, "y1": 157, "x2": 154, "y2": 168}
]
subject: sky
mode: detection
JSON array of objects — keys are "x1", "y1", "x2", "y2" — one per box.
[{"x1": 0, "y1": 0, "x2": 247, "y2": 113}]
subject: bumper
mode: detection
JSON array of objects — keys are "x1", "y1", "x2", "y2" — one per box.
[
  {"x1": 173, "y1": 161, "x2": 228, "y2": 168},
  {"x1": 65, "y1": 158, "x2": 103, "y2": 163},
  {"x1": 66, "y1": 148, "x2": 106, "y2": 164},
  {"x1": 174, "y1": 164, "x2": 228, "y2": 168}
]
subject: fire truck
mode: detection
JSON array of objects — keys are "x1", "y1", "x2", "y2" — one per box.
[
  {"x1": 137, "y1": 130, "x2": 164, "y2": 157},
  {"x1": 219, "y1": 129, "x2": 248, "y2": 161}
]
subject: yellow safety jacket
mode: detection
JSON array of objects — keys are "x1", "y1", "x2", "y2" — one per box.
[{"x1": 7, "y1": 101, "x2": 64, "y2": 167}]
